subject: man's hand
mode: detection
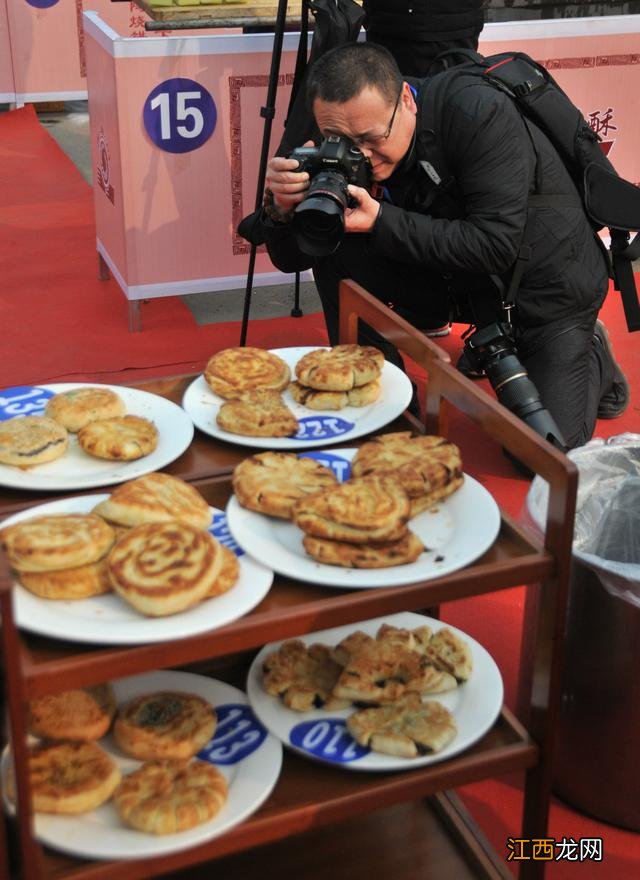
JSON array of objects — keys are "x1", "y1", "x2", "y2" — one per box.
[
  {"x1": 344, "y1": 185, "x2": 382, "y2": 233},
  {"x1": 265, "y1": 141, "x2": 314, "y2": 214}
]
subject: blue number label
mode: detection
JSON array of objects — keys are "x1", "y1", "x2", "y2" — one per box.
[
  {"x1": 198, "y1": 704, "x2": 267, "y2": 765},
  {"x1": 295, "y1": 416, "x2": 354, "y2": 441},
  {"x1": 25, "y1": 0, "x2": 60, "y2": 8},
  {"x1": 143, "y1": 79, "x2": 216, "y2": 154},
  {"x1": 209, "y1": 512, "x2": 244, "y2": 556},
  {"x1": 298, "y1": 451, "x2": 351, "y2": 482},
  {"x1": 0, "y1": 386, "x2": 54, "y2": 422},
  {"x1": 290, "y1": 718, "x2": 369, "y2": 763}
]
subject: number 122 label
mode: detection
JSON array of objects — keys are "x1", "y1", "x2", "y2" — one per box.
[{"x1": 143, "y1": 79, "x2": 217, "y2": 154}]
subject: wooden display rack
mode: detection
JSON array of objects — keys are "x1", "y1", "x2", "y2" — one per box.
[
  {"x1": 136, "y1": 1, "x2": 302, "y2": 23},
  {"x1": 0, "y1": 280, "x2": 577, "y2": 880}
]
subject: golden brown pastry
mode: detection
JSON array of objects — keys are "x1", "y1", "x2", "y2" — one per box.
[
  {"x1": 92, "y1": 473, "x2": 212, "y2": 530},
  {"x1": 77, "y1": 415, "x2": 158, "y2": 461},
  {"x1": 0, "y1": 513, "x2": 115, "y2": 572},
  {"x1": 346, "y1": 693, "x2": 457, "y2": 757},
  {"x1": 425, "y1": 627, "x2": 474, "y2": 682},
  {"x1": 204, "y1": 346, "x2": 291, "y2": 398},
  {"x1": 107, "y1": 521, "x2": 224, "y2": 616},
  {"x1": 28, "y1": 684, "x2": 116, "y2": 741},
  {"x1": 216, "y1": 389, "x2": 298, "y2": 437},
  {"x1": 114, "y1": 759, "x2": 228, "y2": 834},
  {"x1": 17, "y1": 557, "x2": 113, "y2": 599},
  {"x1": 203, "y1": 544, "x2": 240, "y2": 598},
  {"x1": 288, "y1": 379, "x2": 381, "y2": 410},
  {"x1": 292, "y1": 476, "x2": 410, "y2": 544},
  {"x1": 302, "y1": 530, "x2": 424, "y2": 569},
  {"x1": 232, "y1": 451, "x2": 337, "y2": 520},
  {"x1": 45, "y1": 387, "x2": 125, "y2": 433},
  {"x1": 4, "y1": 740, "x2": 121, "y2": 814},
  {"x1": 114, "y1": 691, "x2": 216, "y2": 761},
  {"x1": 294, "y1": 344, "x2": 384, "y2": 391},
  {"x1": 351, "y1": 432, "x2": 464, "y2": 515},
  {"x1": 262, "y1": 639, "x2": 350, "y2": 712},
  {"x1": 0, "y1": 416, "x2": 68, "y2": 467}
]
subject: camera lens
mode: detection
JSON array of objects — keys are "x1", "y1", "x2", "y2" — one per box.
[{"x1": 292, "y1": 171, "x2": 349, "y2": 256}]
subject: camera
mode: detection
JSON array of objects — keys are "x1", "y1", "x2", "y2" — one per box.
[
  {"x1": 464, "y1": 322, "x2": 567, "y2": 450},
  {"x1": 289, "y1": 135, "x2": 372, "y2": 256}
]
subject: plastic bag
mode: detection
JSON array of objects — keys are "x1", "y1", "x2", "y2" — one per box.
[{"x1": 525, "y1": 433, "x2": 640, "y2": 608}]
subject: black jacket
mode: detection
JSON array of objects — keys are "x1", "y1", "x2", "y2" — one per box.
[
  {"x1": 363, "y1": 0, "x2": 486, "y2": 42},
  {"x1": 262, "y1": 75, "x2": 609, "y2": 333}
]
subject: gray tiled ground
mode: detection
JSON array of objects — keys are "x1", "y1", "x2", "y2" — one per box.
[{"x1": 35, "y1": 101, "x2": 323, "y2": 326}]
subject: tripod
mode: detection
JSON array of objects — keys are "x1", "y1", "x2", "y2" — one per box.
[{"x1": 239, "y1": 0, "x2": 309, "y2": 346}]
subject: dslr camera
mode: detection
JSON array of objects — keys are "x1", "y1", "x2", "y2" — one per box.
[
  {"x1": 464, "y1": 321, "x2": 567, "y2": 450},
  {"x1": 289, "y1": 135, "x2": 372, "y2": 256}
]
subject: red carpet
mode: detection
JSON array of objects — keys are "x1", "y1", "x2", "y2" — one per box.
[
  {"x1": 1, "y1": 105, "x2": 639, "y2": 875},
  {"x1": 0, "y1": 106, "x2": 328, "y2": 387}
]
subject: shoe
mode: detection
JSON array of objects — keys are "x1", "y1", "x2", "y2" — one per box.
[
  {"x1": 422, "y1": 323, "x2": 451, "y2": 338},
  {"x1": 594, "y1": 320, "x2": 630, "y2": 419},
  {"x1": 456, "y1": 348, "x2": 486, "y2": 379}
]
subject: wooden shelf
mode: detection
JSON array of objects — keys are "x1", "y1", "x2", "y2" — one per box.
[
  {"x1": 4, "y1": 714, "x2": 533, "y2": 880},
  {"x1": 1, "y1": 280, "x2": 578, "y2": 880},
  {"x1": 135, "y1": 0, "x2": 303, "y2": 25}
]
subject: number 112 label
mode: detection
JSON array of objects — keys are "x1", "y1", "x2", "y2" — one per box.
[{"x1": 143, "y1": 78, "x2": 217, "y2": 154}]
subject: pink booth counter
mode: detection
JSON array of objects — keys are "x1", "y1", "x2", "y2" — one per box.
[{"x1": 82, "y1": 13, "x2": 640, "y2": 327}]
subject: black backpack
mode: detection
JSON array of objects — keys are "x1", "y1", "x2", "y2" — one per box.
[{"x1": 418, "y1": 49, "x2": 640, "y2": 332}]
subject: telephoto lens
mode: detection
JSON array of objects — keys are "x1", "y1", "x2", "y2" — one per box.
[{"x1": 464, "y1": 323, "x2": 566, "y2": 450}]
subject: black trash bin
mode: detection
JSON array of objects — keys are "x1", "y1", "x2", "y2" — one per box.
[{"x1": 526, "y1": 436, "x2": 640, "y2": 830}]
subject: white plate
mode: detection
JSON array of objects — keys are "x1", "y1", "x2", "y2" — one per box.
[
  {"x1": 226, "y1": 448, "x2": 501, "y2": 589},
  {"x1": 181, "y1": 346, "x2": 413, "y2": 450},
  {"x1": 3, "y1": 495, "x2": 273, "y2": 645},
  {"x1": 2, "y1": 671, "x2": 282, "y2": 860},
  {"x1": 0, "y1": 383, "x2": 194, "y2": 491},
  {"x1": 246, "y1": 612, "x2": 503, "y2": 772}
]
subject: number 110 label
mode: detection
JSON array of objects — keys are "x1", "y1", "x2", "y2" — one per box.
[{"x1": 143, "y1": 78, "x2": 217, "y2": 154}]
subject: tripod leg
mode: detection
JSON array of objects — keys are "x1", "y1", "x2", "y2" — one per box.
[
  {"x1": 239, "y1": 0, "x2": 292, "y2": 346},
  {"x1": 291, "y1": 270, "x2": 303, "y2": 317}
]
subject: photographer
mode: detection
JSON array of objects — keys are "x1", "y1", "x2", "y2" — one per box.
[{"x1": 258, "y1": 42, "x2": 629, "y2": 449}]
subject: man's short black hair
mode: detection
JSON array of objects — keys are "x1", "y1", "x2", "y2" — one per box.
[{"x1": 306, "y1": 42, "x2": 403, "y2": 108}]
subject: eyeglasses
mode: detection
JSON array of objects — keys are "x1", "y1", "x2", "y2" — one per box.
[{"x1": 347, "y1": 84, "x2": 403, "y2": 149}]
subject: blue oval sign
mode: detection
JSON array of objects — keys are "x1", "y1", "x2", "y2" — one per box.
[
  {"x1": 0, "y1": 386, "x2": 54, "y2": 422},
  {"x1": 289, "y1": 718, "x2": 369, "y2": 763},
  {"x1": 295, "y1": 416, "x2": 354, "y2": 441},
  {"x1": 209, "y1": 511, "x2": 244, "y2": 556},
  {"x1": 143, "y1": 78, "x2": 216, "y2": 154},
  {"x1": 25, "y1": 0, "x2": 60, "y2": 8},
  {"x1": 198, "y1": 704, "x2": 267, "y2": 765},
  {"x1": 298, "y1": 451, "x2": 351, "y2": 482}
]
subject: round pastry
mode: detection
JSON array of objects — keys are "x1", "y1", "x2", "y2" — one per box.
[
  {"x1": 0, "y1": 416, "x2": 68, "y2": 467},
  {"x1": 0, "y1": 513, "x2": 116, "y2": 572},
  {"x1": 204, "y1": 347, "x2": 291, "y2": 399},
  {"x1": 77, "y1": 415, "x2": 158, "y2": 461},
  {"x1": 289, "y1": 378, "x2": 381, "y2": 410},
  {"x1": 113, "y1": 691, "x2": 216, "y2": 761},
  {"x1": 232, "y1": 451, "x2": 337, "y2": 520},
  {"x1": 92, "y1": 473, "x2": 212, "y2": 530},
  {"x1": 17, "y1": 557, "x2": 113, "y2": 599},
  {"x1": 203, "y1": 544, "x2": 240, "y2": 598},
  {"x1": 114, "y1": 759, "x2": 228, "y2": 834},
  {"x1": 351, "y1": 432, "x2": 463, "y2": 501},
  {"x1": 107, "y1": 521, "x2": 224, "y2": 616},
  {"x1": 28, "y1": 684, "x2": 117, "y2": 741},
  {"x1": 302, "y1": 529, "x2": 425, "y2": 569},
  {"x1": 216, "y1": 389, "x2": 298, "y2": 438},
  {"x1": 294, "y1": 344, "x2": 384, "y2": 391},
  {"x1": 4, "y1": 740, "x2": 121, "y2": 814},
  {"x1": 292, "y1": 476, "x2": 410, "y2": 543},
  {"x1": 45, "y1": 387, "x2": 125, "y2": 433}
]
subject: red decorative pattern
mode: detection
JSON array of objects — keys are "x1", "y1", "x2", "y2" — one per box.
[
  {"x1": 229, "y1": 73, "x2": 295, "y2": 256},
  {"x1": 76, "y1": 0, "x2": 86, "y2": 78},
  {"x1": 540, "y1": 54, "x2": 640, "y2": 71}
]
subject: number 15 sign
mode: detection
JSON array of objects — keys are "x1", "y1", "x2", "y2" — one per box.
[{"x1": 143, "y1": 78, "x2": 217, "y2": 154}]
